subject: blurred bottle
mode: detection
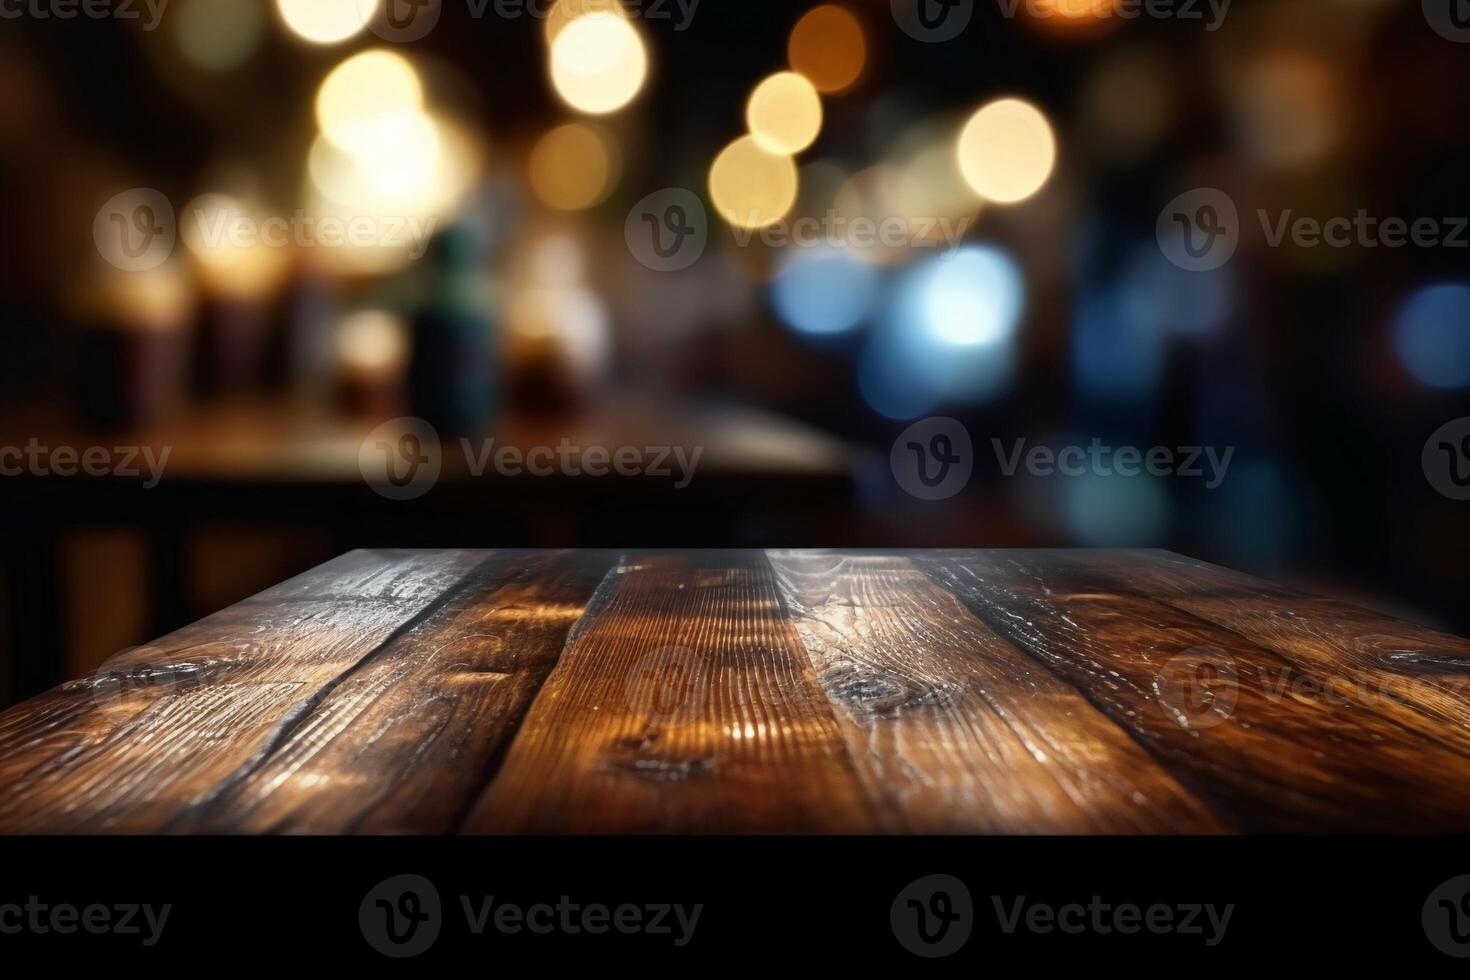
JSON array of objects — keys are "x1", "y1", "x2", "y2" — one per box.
[
  {"x1": 73, "y1": 264, "x2": 193, "y2": 430},
  {"x1": 408, "y1": 224, "x2": 498, "y2": 436}
]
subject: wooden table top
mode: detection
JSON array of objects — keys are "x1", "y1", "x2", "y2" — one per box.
[{"x1": 2, "y1": 548, "x2": 1468, "y2": 834}]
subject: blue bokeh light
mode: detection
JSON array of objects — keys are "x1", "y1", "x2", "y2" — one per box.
[
  {"x1": 1394, "y1": 283, "x2": 1470, "y2": 389},
  {"x1": 769, "y1": 246, "x2": 878, "y2": 336},
  {"x1": 1062, "y1": 472, "x2": 1172, "y2": 546},
  {"x1": 907, "y1": 245, "x2": 1025, "y2": 347},
  {"x1": 1117, "y1": 246, "x2": 1235, "y2": 338},
  {"x1": 856, "y1": 244, "x2": 1024, "y2": 417},
  {"x1": 1072, "y1": 287, "x2": 1167, "y2": 402}
]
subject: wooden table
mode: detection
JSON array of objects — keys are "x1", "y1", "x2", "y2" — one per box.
[{"x1": 1, "y1": 548, "x2": 1468, "y2": 834}]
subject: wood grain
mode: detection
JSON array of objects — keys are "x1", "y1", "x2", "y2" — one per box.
[
  {"x1": 768, "y1": 551, "x2": 1226, "y2": 833},
  {"x1": 177, "y1": 550, "x2": 616, "y2": 833},
  {"x1": 1068, "y1": 550, "x2": 1470, "y2": 748},
  {"x1": 0, "y1": 550, "x2": 489, "y2": 833},
  {"x1": 920, "y1": 550, "x2": 1470, "y2": 831},
  {"x1": 465, "y1": 552, "x2": 878, "y2": 832},
  {"x1": 2, "y1": 548, "x2": 1470, "y2": 834}
]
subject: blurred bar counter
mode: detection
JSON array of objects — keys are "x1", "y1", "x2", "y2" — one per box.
[{"x1": 0, "y1": 394, "x2": 861, "y2": 703}]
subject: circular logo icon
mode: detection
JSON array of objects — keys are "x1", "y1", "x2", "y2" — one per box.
[
  {"x1": 1156, "y1": 188, "x2": 1239, "y2": 272},
  {"x1": 366, "y1": 0, "x2": 442, "y2": 42},
  {"x1": 1155, "y1": 646, "x2": 1239, "y2": 731},
  {"x1": 359, "y1": 417, "x2": 442, "y2": 501},
  {"x1": 891, "y1": 874, "x2": 973, "y2": 958},
  {"x1": 891, "y1": 417, "x2": 973, "y2": 501},
  {"x1": 360, "y1": 874, "x2": 441, "y2": 958},
  {"x1": 891, "y1": 0, "x2": 973, "y2": 42},
  {"x1": 623, "y1": 645, "x2": 709, "y2": 730},
  {"x1": 93, "y1": 188, "x2": 176, "y2": 272},
  {"x1": 1424, "y1": 0, "x2": 1470, "y2": 42},
  {"x1": 1424, "y1": 875, "x2": 1470, "y2": 957},
  {"x1": 1423, "y1": 417, "x2": 1470, "y2": 501},
  {"x1": 625, "y1": 188, "x2": 708, "y2": 272}
]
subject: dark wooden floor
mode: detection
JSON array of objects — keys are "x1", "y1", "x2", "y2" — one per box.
[{"x1": 1, "y1": 549, "x2": 1468, "y2": 833}]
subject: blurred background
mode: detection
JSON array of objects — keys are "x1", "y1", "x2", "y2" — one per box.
[{"x1": 0, "y1": 0, "x2": 1466, "y2": 705}]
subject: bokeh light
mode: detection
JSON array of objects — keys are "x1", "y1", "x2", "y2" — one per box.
[
  {"x1": 1394, "y1": 283, "x2": 1470, "y2": 389},
  {"x1": 1024, "y1": 0, "x2": 1123, "y2": 34},
  {"x1": 179, "y1": 193, "x2": 288, "y2": 299},
  {"x1": 746, "y1": 72, "x2": 823, "y2": 156},
  {"x1": 708, "y1": 135, "x2": 799, "y2": 229},
  {"x1": 316, "y1": 50, "x2": 425, "y2": 157},
  {"x1": 176, "y1": 0, "x2": 265, "y2": 72},
  {"x1": 1079, "y1": 44, "x2": 1174, "y2": 164},
  {"x1": 858, "y1": 246, "x2": 1025, "y2": 417},
  {"x1": 276, "y1": 0, "x2": 376, "y2": 45},
  {"x1": 1073, "y1": 287, "x2": 1166, "y2": 402},
  {"x1": 308, "y1": 115, "x2": 441, "y2": 209},
  {"x1": 543, "y1": 0, "x2": 628, "y2": 44},
  {"x1": 528, "y1": 122, "x2": 619, "y2": 210},
  {"x1": 787, "y1": 5, "x2": 866, "y2": 95},
  {"x1": 770, "y1": 246, "x2": 876, "y2": 336},
  {"x1": 858, "y1": 315, "x2": 1017, "y2": 418},
  {"x1": 549, "y1": 12, "x2": 648, "y2": 115},
  {"x1": 831, "y1": 164, "x2": 905, "y2": 265},
  {"x1": 910, "y1": 246, "x2": 1025, "y2": 346},
  {"x1": 1234, "y1": 48, "x2": 1344, "y2": 173},
  {"x1": 335, "y1": 310, "x2": 408, "y2": 377},
  {"x1": 892, "y1": 136, "x2": 980, "y2": 245},
  {"x1": 956, "y1": 98, "x2": 1056, "y2": 204},
  {"x1": 1117, "y1": 246, "x2": 1235, "y2": 338},
  {"x1": 1063, "y1": 472, "x2": 1171, "y2": 547},
  {"x1": 857, "y1": 335, "x2": 944, "y2": 421},
  {"x1": 1202, "y1": 460, "x2": 1312, "y2": 568}
]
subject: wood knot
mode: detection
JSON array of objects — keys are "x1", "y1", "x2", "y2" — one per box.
[{"x1": 602, "y1": 735, "x2": 716, "y2": 782}]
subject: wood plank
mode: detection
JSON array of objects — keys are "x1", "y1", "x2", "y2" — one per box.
[
  {"x1": 767, "y1": 551, "x2": 1227, "y2": 833},
  {"x1": 1067, "y1": 550, "x2": 1470, "y2": 746},
  {"x1": 920, "y1": 550, "x2": 1470, "y2": 831},
  {"x1": 464, "y1": 552, "x2": 878, "y2": 832},
  {"x1": 0, "y1": 549, "x2": 490, "y2": 833},
  {"x1": 177, "y1": 550, "x2": 616, "y2": 833}
]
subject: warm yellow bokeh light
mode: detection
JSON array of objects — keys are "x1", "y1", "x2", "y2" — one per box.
[
  {"x1": 787, "y1": 5, "x2": 866, "y2": 94},
  {"x1": 956, "y1": 98, "x2": 1056, "y2": 204},
  {"x1": 708, "y1": 134, "x2": 799, "y2": 229},
  {"x1": 276, "y1": 0, "x2": 377, "y2": 44},
  {"x1": 316, "y1": 50, "x2": 425, "y2": 157},
  {"x1": 549, "y1": 12, "x2": 648, "y2": 115},
  {"x1": 180, "y1": 193, "x2": 288, "y2": 299},
  {"x1": 746, "y1": 72, "x2": 823, "y2": 156},
  {"x1": 308, "y1": 115, "x2": 442, "y2": 212},
  {"x1": 543, "y1": 0, "x2": 628, "y2": 44},
  {"x1": 1025, "y1": 0, "x2": 1122, "y2": 33},
  {"x1": 336, "y1": 310, "x2": 408, "y2": 376},
  {"x1": 528, "y1": 122, "x2": 619, "y2": 210}
]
